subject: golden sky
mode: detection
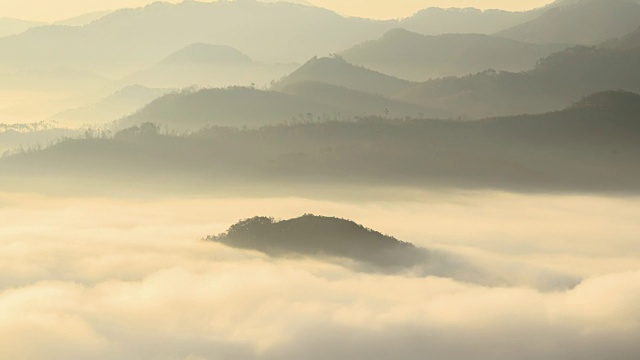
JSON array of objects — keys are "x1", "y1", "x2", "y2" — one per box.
[{"x1": 0, "y1": 0, "x2": 556, "y2": 22}]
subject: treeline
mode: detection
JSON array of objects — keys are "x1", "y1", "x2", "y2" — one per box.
[{"x1": 3, "y1": 91, "x2": 640, "y2": 192}]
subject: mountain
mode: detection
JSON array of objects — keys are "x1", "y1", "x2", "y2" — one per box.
[
  {"x1": 0, "y1": 0, "x2": 392, "y2": 76},
  {"x1": 51, "y1": 85, "x2": 172, "y2": 127},
  {"x1": 399, "y1": 7, "x2": 538, "y2": 36},
  {"x1": 601, "y1": 25, "x2": 640, "y2": 51},
  {"x1": 160, "y1": 43, "x2": 253, "y2": 65},
  {"x1": 279, "y1": 81, "x2": 440, "y2": 119},
  {"x1": 5, "y1": 90, "x2": 640, "y2": 193},
  {"x1": 273, "y1": 56, "x2": 415, "y2": 96},
  {"x1": 122, "y1": 43, "x2": 297, "y2": 89},
  {"x1": 496, "y1": 0, "x2": 640, "y2": 45},
  {"x1": 119, "y1": 81, "x2": 436, "y2": 130},
  {"x1": 0, "y1": 121, "x2": 79, "y2": 154},
  {"x1": 0, "y1": 18, "x2": 42, "y2": 38},
  {"x1": 341, "y1": 28, "x2": 565, "y2": 81},
  {"x1": 53, "y1": 11, "x2": 112, "y2": 26},
  {"x1": 207, "y1": 214, "x2": 425, "y2": 269},
  {"x1": 206, "y1": 214, "x2": 572, "y2": 288},
  {"x1": 396, "y1": 41, "x2": 640, "y2": 119},
  {"x1": 118, "y1": 87, "x2": 344, "y2": 130}
]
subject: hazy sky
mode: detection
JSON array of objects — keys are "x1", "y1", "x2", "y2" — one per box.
[{"x1": 0, "y1": 0, "x2": 556, "y2": 22}]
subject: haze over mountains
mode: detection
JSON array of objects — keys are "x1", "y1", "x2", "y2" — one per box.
[
  {"x1": 396, "y1": 31, "x2": 640, "y2": 118},
  {"x1": 5, "y1": 90, "x2": 639, "y2": 194},
  {"x1": 122, "y1": 43, "x2": 298, "y2": 89},
  {"x1": 0, "y1": 17, "x2": 43, "y2": 38},
  {"x1": 2, "y1": 1, "x2": 640, "y2": 360},
  {"x1": 497, "y1": 0, "x2": 640, "y2": 45},
  {"x1": 341, "y1": 28, "x2": 564, "y2": 80},
  {"x1": 1, "y1": 0, "x2": 637, "y2": 128},
  {"x1": 0, "y1": 0, "x2": 389, "y2": 74},
  {"x1": 3, "y1": 0, "x2": 640, "y2": 188},
  {"x1": 273, "y1": 56, "x2": 415, "y2": 97}
]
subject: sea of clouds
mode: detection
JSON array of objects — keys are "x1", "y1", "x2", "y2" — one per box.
[{"x1": 1, "y1": 191, "x2": 639, "y2": 360}]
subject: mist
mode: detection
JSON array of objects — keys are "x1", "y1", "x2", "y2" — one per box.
[
  {"x1": 1, "y1": 191, "x2": 638, "y2": 359},
  {"x1": 2, "y1": 0, "x2": 640, "y2": 359}
]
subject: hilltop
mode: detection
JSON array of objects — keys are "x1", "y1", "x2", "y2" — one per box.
[
  {"x1": 122, "y1": 43, "x2": 297, "y2": 89},
  {"x1": 207, "y1": 214, "x2": 425, "y2": 269},
  {"x1": 272, "y1": 56, "x2": 414, "y2": 96}
]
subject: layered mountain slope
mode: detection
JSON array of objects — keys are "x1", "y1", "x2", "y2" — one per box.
[
  {"x1": 118, "y1": 87, "x2": 347, "y2": 129},
  {"x1": 273, "y1": 56, "x2": 414, "y2": 96},
  {"x1": 5, "y1": 91, "x2": 640, "y2": 193},
  {"x1": 0, "y1": 18, "x2": 43, "y2": 38},
  {"x1": 397, "y1": 41, "x2": 640, "y2": 118},
  {"x1": 279, "y1": 81, "x2": 439, "y2": 119},
  {"x1": 601, "y1": 25, "x2": 640, "y2": 51},
  {"x1": 399, "y1": 7, "x2": 537, "y2": 35},
  {"x1": 123, "y1": 43, "x2": 297, "y2": 89},
  {"x1": 51, "y1": 85, "x2": 172, "y2": 127},
  {"x1": 120, "y1": 81, "x2": 436, "y2": 130},
  {"x1": 341, "y1": 28, "x2": 565, "y2": 80},
  {"x1": 0, "y1": 0, "x2": 391, "y2": 74},
  {"x1": 497, "y1": 0, "x2": 640, "y2": 45}
]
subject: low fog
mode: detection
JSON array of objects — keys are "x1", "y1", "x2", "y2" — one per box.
[
  {"x1": 2, "y1": 0, "x2": 640, "y2": 359},
  {"x1": 1, "y1": 191, "x2": 638, "y2": 360}
]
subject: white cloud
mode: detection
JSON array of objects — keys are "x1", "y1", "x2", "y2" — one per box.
[{"x1": 0, "y1": 191, "x2": 638, "y2": 359}]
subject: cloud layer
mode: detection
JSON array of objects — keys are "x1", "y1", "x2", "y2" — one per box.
[{"x1": 0, "y1": 191, "x2": 638, "y2": 359}]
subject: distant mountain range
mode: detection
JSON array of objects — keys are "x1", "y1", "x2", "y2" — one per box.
[
  {"x1": 496, "y1": 0, "x2": 640, "y2": 45},
  {"x1": 1, "y1": 0, "x2": 639, "y2": 127},
  {"x1": 273, "y1": 56, "x2": 415, "y2": 97},
  {"x1": 398, "y1": 7, "x2": 540, "y2": 36},
  {"x1": 341, "y1": 28, "x2": 565, "y2": 80},
  {"x1": 602, "y1": 25, "x2": 640, "y2": 50},
  {"x1": 0, "y1": 18, "x2": 43, "y2": 38},
  {"x1": 122, "y1": 43, "x2": 298, "y2": 89},
  {"x1": 396, "y1": 36, "x2": 640, "y2": 118},
  {"x1": 3, "y1": 0, "x2": 629, "y2": 78},
  {"x1": 51, "y1": 85, "x2": 173, "y2": 127},
  {"x1": 119, "y1": 83, "x2": 435, "y2": 130},
  {"x1": 4, "y1": 90, "x2": 639, "y2": 193},
  {"x1": 0, "y1": 1, "x2": 390, "y2": 75}
]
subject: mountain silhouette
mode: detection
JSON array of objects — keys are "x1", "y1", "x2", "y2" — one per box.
[
  {"x1": 341, "y1": 28, "x2": 565, "y2": 81},
  {"x1": 278, "y1": 81, "x2": 440, "y2": 119},
  {"x1": 601, "y1": 25, "x2": 640, "y2": 51},
  {"x1": 497, "y1": 0, "x2": 640, "y2": 45},
  {"x1": 273, "y1": 56, "x2": 414, "y2": 96},
  {"x1": 204, "y1": 214, "x2": 579, "y2": 289},
  {"x1": 0, "y1": 18, "x2": 43, "y2": 38},
  {"x1": 396, "y1": 36, "x2": 640, "y2": 118},
  {"x1": 122, "y1": 43, "x2": 297, "y2": 89},
  {"x1": 118, "y1": 86, "x2": 343, "y2": 129},
  {"x1": 160, "y1": 43, "x2": 254, "y2": 65},
  {"x1": 207, "y1": 214, "x2": 425, "y2": 269},
  {"x1": 399, "y1": 7, "x2": 538, "y2": 36},
  {"x1": 120, "y1": 81, "x2": 438, "y2": 130},
  {"x1": 5, "y1": 90, "x2": 640, "y2": 193},
  {"x1": 51, "y1": 85, "x2": 172, "y2": 127},
  {"x1": 0, "y1": 0, "x2": 391, "y2": 75}
]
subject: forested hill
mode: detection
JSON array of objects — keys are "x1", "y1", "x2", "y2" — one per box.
[
  {"x1": 2, "y1": 91, "x2": 639, "y2": 193},
  {"x1": 207, "y1": 214, "x2": 424, "y2": 268}
]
